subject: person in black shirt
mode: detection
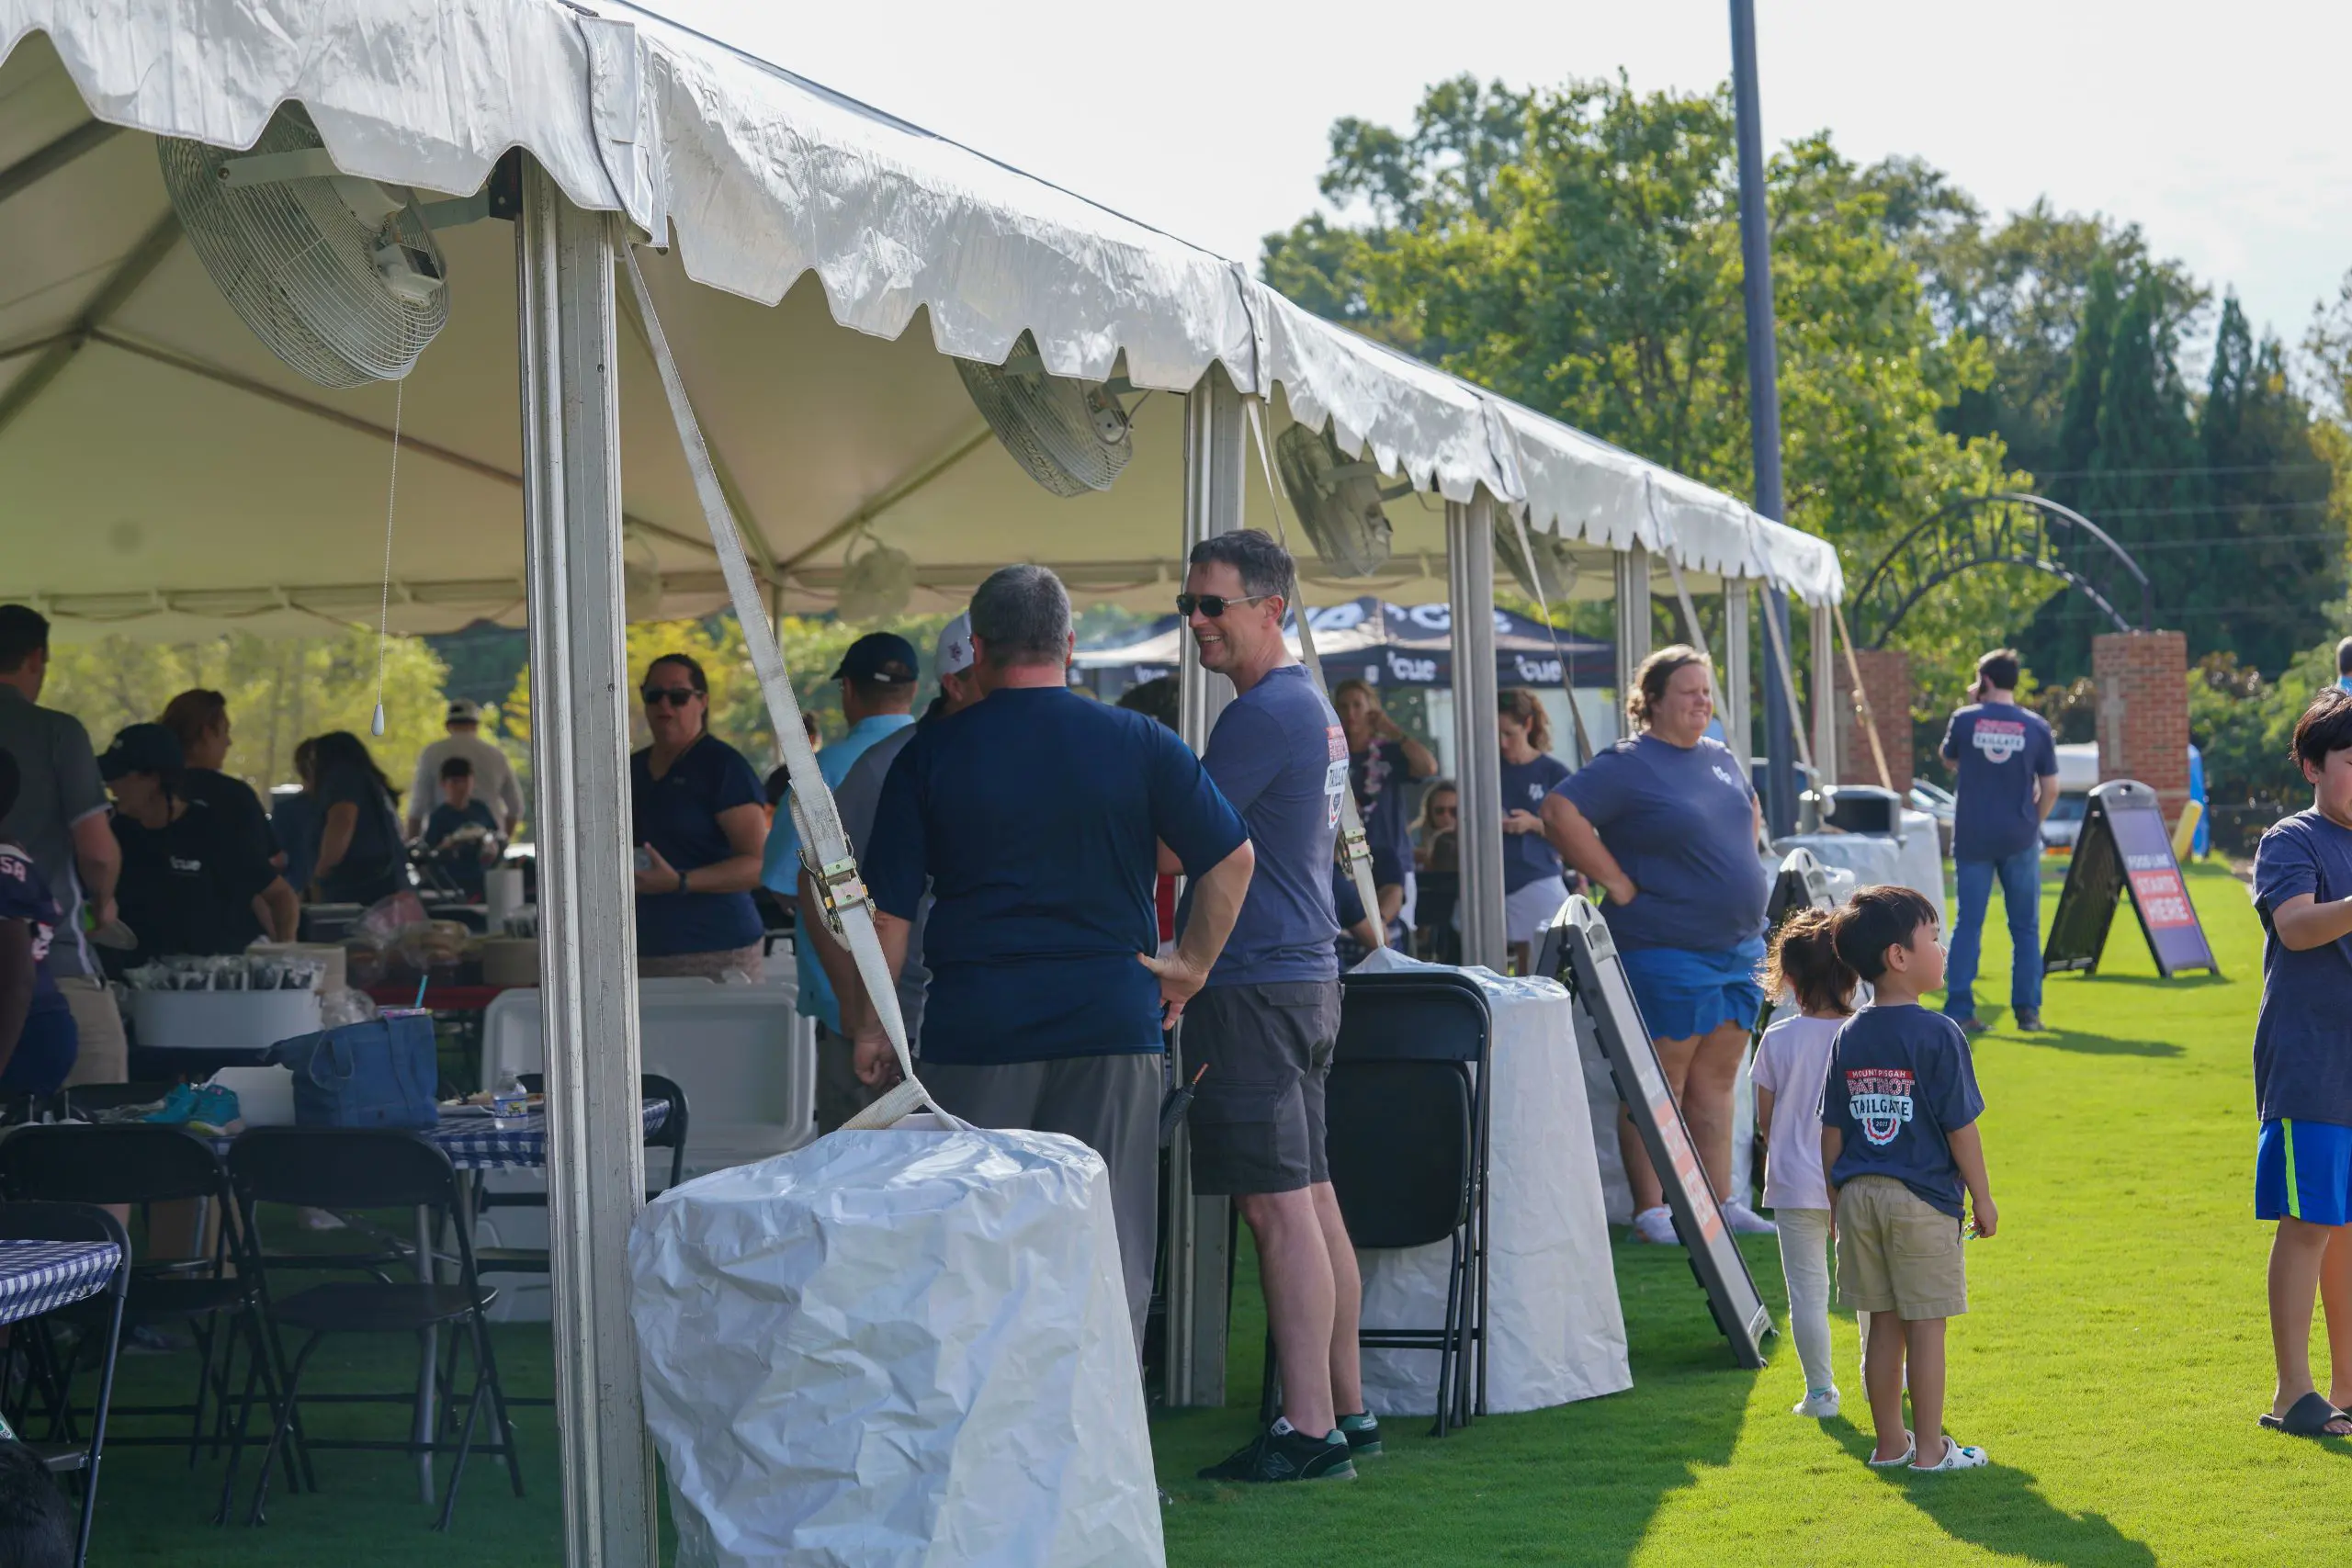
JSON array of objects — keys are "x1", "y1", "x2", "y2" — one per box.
[
  {"x1": 159, "y1": 688, "x2": 281, "y2": 872},
  {"x1": 307, "y1": 730, "x2": 408, "y2": 907},
  {"x1": 98, "y1": 724, "x2": 296, "y2": 965},
  {"x1": 421, "y1": 756, "x2": 501, "y2": 902}
]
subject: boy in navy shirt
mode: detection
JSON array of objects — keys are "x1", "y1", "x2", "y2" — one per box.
[
  {"x1": 1820, "y1": 885, "x2": 1996, "y2": 1473},
  {"x1": 2249, "y1": 688, "x2": 2352, "y2": 1438},
  {"x1": 421, "y1": 756, "x2": 501, "y2": 902}
]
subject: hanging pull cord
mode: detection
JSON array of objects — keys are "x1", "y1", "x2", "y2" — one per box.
[
  {"x1": 1240, "y1": 400, "x2": 1384, "y2": 949},
  {"x1": 371, "y1": 379, "x2": 404, "y2": 738}
]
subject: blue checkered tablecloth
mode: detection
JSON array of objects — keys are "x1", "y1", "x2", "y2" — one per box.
[
  {"x1": 0, "y1": 1240, "x2": 119, "y2": 1327},
  {"x1": 426, "y1": 1100, "x2": 670, "y2": 1171}
]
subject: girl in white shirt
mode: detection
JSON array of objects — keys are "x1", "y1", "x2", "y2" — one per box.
[{"x1": 1752, "y1": 908, "x2": 1858, "y2": 1417}]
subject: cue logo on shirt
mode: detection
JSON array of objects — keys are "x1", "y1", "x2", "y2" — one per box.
[
  {"x1": 1323, "y1": 725, "x2": 1348, "y2": 829},
  {"x1": 1972, "y1": 717, "x2": 2027, "y2": 764},
  {"x1": 1845, "y1": 1066, "x2": 1916, "y2": 1146},
  {"x1": 1712, "y1": 765, "x2": 1742, "y2": 791}
]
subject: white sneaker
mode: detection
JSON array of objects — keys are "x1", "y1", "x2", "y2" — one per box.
[
  {"x1": 298, "y1": 1206, "x2": 346, "y2": 1232},
  {"x1": 1722, "y1": 1201, "x2": 1779, "y2": 1235},
  {"x1": 1792, "y1": 1386, "x2": 1840, "y2": 1418},
  {"x1": 1631, "y1": 1205, "x2": 1679, "y2": 1246},
  {"x1": 1910, "y1": 1435, "x2": 1989, "y2": 1472}
]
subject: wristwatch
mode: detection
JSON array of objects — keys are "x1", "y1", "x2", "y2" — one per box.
[{"x1": 676, "y1": 867, "x2": 690, "y2": 896}]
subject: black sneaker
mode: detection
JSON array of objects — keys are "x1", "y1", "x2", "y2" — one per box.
[
  {"x1": 2014, "y1": 1011, "x2": 2045, "y2": 1032},
  {"x1": 1196, "y1": 1423, "x2": 1358, "y2": 1483},
  {"x1": 1338, "y1": 1412, "x2": 1383, "y2": 1457}
]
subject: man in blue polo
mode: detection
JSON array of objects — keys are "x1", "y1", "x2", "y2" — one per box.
[
  {"x1": 763, "y1": 630, "x2": 918, "y2": 1132},
  {"x1": 1939, "y1": 648, "x2": 2060, "y2": 1034},
  {"x1": 855, "y1": 565, "x2": 1257, "y2": 1353}
]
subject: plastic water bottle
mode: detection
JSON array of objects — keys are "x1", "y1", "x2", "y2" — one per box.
[{"x1": 491, "y1": 1073, "x2": 529, "y2": 1120}]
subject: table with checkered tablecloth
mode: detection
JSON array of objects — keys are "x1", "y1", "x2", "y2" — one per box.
[
  {"x1": 424, "y1": 1100, "x2": 670, "y2": 1170},
  {"x1": 0, "y1": 1239, "x2": 120, "y2": 1327}
]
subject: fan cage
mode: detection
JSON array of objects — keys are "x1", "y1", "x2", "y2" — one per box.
[
  {"x1": 1275, "y1": 423, "x2": 1395, "y2": 578},
  {"x1": 956, "y1": 332, "x2": 1132, "y2": 496},
  {"x1": 158, "y1": 104, "x2": 448, "y2": 389}
]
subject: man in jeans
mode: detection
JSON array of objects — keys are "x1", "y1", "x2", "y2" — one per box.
[
  {"x1": 0, "y1": 607, "x2": 124, "y2": 1090},
  {"x1": 1182, "y1": 529, "x2": 1372, "y2": 1484},
  {"x1": 1939, "y1": 648, "x2": 2059, "y2": 1033}
]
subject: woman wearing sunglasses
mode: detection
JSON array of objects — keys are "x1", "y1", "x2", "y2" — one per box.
[{"x1": 628, "y1": 653, "x2": 770, "y2": 979}]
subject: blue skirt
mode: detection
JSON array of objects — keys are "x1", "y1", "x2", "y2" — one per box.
[{"x1": 1617, "y1": 937, "x2": 1768, "y2": 1043}]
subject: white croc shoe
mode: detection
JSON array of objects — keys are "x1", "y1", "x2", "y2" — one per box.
[
  {"x1": 1721, "y1": 1201, "x2": 1780, "y2": 1235},
  {"x1": 1865, "y1": 1432, "x2": 1915, "y2": 1468},
  {"x1": 1792, "y1": 1387, "x2": 1840, "y2": 1418},
  {"x1": 1631, "y1": 1205, "x2": 1679, "y2": 1246},
  {"x1": 1910, "y1": 1436, "x2": 1990, "y2": 1472}
]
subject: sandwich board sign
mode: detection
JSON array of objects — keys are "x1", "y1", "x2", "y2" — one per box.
[
  {"x1": 1539, "y1": 896, "x2": 1772, "y2": 1370},
  {"x1": 2043, "y1": 779, "x2": 2219, "y2": 978}
]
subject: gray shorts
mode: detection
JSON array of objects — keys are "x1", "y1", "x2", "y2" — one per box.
[{"x1": 1181, "y1": 981, "x2": 1341, "y2": 1198}]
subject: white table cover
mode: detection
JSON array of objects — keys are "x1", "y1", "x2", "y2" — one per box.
[{"x1": 1351, "y1": 953, "x2": 1631, "y2": 1416}]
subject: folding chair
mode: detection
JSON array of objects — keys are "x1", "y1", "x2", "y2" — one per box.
[
  {"x1": 226, "y1": 1129, "x2": 520, "y2": 1529},
  {"x1": 0, "y1": 1201, "x2": 130, "y2": 1568},
  {"x1": 0, "y1": 1125, "x2": 304, "y2": 1522},
  {"x1": 1259, "y1": 967, "x2": 1492, "y2": 1438}
]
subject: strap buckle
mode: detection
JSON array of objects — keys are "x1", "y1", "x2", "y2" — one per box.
[
  {"x1": 1340, "y1": 825, "x2": 1372, "y2": 866},
  {"x1": 814, "y1": 854, "x2": 868, "y2": 935}
]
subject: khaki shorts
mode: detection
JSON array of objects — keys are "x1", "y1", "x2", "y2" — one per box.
[
  {"x1": 58, "y1": 976, "x2": 127, "y2": 1089},
  {"x1": 1835, "y1": 1175, "x2": 1966, "y2": 1320}
]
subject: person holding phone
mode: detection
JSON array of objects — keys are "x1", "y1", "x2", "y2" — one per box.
[
  {"x1": 628, "y1": 653, "x2": 769, "y2": 979},
  {"x1": 1939, "y1": 649, "x2": 2060, "y2": 1034}
]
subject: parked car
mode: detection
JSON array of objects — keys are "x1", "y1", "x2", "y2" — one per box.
[
  {"x1": 2041, "y1": 742, "x2": 2101, "y2": 850},
  {"x1": 1907, "y1": 780, "x2": 1955, "y2": 857}
]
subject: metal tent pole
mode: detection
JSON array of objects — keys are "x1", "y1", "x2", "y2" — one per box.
[
  {"x1": 1730, "y1": 0, "x2": 1798, "y2": 835},
  {"x1": 1724, "y1": 579, "x2": 1753, "y2": 779},
  {"x1": 1613, "y1": 546, "x2": 1653, "y2": 716},
  {"x1": 1811, "y1": 601, "x2": 1839, "y2": 788},
  {"x1": 1166, "y1": 361, "x2": 1242, "y2": 1409},
  {"x1": 514, "y1": 160, "x2": 655, "y2": 1568},
  {"x1": 1449, "y1": 494, "x2": 1506, "y2": 971}
]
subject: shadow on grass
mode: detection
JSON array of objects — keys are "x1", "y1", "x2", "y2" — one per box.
[
  {"x1": 2045, "y1": 973, "x2": 2232, "y2": 992},
  {"x1": 1823, "y1": 1419, "x2": 2155, "y2": 1568},
  {"x1": 2009, "y1": 1029, "x2": 2184, "y2": 1059},
  {"x1": 1155, "y1": 1233, "x2": 1763, "y2": 1567}
]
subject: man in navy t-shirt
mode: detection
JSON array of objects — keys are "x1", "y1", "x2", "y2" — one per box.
[
  {"x1": 858, "y1": 565, "x2": 1255, "y2": 1354},
  {"x1": 1939, "y1": 649, "x2": 2060, "y2": 1034},
  {"x1": 1180, "y1": 530, "x2": 1368, "y2": 1485}
]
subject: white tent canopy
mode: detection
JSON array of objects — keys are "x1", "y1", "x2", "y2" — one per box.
[{"x1": 1, "y1": 0, "x2": 1839, "y2": 643}]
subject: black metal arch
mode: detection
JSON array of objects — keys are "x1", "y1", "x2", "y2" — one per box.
[{"x1": 1849, "y1": 492, "x2": 2153, "y2": 649}]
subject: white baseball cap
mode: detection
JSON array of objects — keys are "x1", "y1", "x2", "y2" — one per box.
[
  {"x1": 935, "y1": 613, "x2": 975, "y2": 677},
  {"x1": 446, "y1": 697, "x2": 483, "y2": 724}
]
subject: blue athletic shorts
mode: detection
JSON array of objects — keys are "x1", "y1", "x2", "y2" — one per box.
[
  {"x1": 1617, "y1": 936, "x2": 1768, "y2": 1043},
  {"x1": 2256, "y1": 1119, "x2": 2352, "y2": 1227}
]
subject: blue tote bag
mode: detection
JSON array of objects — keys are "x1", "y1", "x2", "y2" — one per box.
[{"x1": 265, "y1": 1013, "x2": 439, "y2": 1130}]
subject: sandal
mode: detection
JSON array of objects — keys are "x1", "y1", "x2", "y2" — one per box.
[
  {"x1": 1865, "y1": 1432, "x2": 1915, "y2": 1468},
  {"x1": 2259, "y1": 1391, "x2": 2352, "y2": 1438},
  {"x1": 1911, "y1": 1435, "x2": 1989, "y2": 1472}
]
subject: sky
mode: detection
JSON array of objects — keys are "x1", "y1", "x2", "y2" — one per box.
[{"x1": 643, "y1": 0, "x2": 2352, "y2": 355}]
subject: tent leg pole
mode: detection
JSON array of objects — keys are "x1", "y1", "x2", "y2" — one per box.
[
  {"x1": 515, "y1": 159, "x2": 655, "y2": 1568},
  {"x1": 1811, "y1": 602, "x2": 1838, "y2": 789},
  {"x1": 1450, "y1": 494, "x2": 1506, "y2": 972},
  {"x1": 1724, "y1": 579, "x2": 1753, "y2": 781},
  {"x1": 1167, "y1": 363, "x2": 1242, "y2": 1409}
]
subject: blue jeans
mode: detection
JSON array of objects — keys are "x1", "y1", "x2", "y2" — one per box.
[{"x1": 1944, "y1": 847, "x2": 2042, "y2": 1021}]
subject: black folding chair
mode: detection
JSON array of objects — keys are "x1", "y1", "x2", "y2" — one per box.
[
  {"x1": 0, "y1": 1125, "x2": 306, "y2": 1521},
  {"x1": 1259, "y1": 967, "x2": 1493, "y2": 1438},
  {"x1": 0, "y1": 1201, "x2": 130, "y2": 1568},
  {"x1": 227, "y1": 1129, "x2": 520, "y2": 1529}
]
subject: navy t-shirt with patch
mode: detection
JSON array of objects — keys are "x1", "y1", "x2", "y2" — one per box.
[
  {"x1": 1940, "y1": 701, "x2": 2058, "y2": 862},
  {"x1": 2251, "y1": 809, "x2": 2352, "y2": 1126},
  {"x1": 1552, "y1": 735, "x2": 1767, "y2": 953},
  {"x1": 629, "y1": 735, "x2": 764, "y2": 958},
  {"x1": 865, "y1": 687, "x2": 1246, "y2": 1065},
  {"x1": 0, "y1": 842, "x2": 70, "y2": 1022},
  {"x1": 1194, "y1": 664, "x2": 1347, "y2": 987},
  {"x1": 1500, "y1": 753, "x2": 1572, "y2": 894},
  {"x1": 1821, "y1": 1003, "x2": 1985, "y2": 1219}
]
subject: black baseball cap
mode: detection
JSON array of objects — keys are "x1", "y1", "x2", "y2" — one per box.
[
  {"x1": 97, "y1": 722, "x2": 183, "y2": 781},
  {"x1": 831, "y1": 631, "x2": 919, "y2": 685}
]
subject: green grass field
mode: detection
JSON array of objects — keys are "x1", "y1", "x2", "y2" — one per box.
[{"x1": 68, "y1": 862, "x2": 2335, "y2": 1564}]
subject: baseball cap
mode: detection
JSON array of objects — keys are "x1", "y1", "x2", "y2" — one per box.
[
  {"x1": 97, "y1": 722, "x2": 183, "y2": 781},
  {"x1": 831, "y1": 631, "x2": 919, "y2": 685},
  {"x1": 934, "y1": 614, "x2": 975, "y2": 678},
  {"x1": 446, "y1": 697, "x2": 483, "y2": 724}
]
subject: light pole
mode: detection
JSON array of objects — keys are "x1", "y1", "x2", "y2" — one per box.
[{"x1": 1729, "y1": 0, "x2": 1798, "y2": 834}]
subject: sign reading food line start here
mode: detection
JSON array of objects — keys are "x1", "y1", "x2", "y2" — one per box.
[{"x1": 2044, "y1": 780, "x2": 2220, "y2": 980}]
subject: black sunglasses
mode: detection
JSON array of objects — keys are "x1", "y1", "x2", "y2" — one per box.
[
  {"x1": 1176, "y1": 592, "x2": 1272, "y2": 619},
  {"x1": 641, "y1": 686, "x2": 701, "y2": 708}
]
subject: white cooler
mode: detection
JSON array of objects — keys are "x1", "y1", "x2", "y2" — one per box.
[{"x1": 127, "y1": 989, "x2": 321, "y2": 1052}]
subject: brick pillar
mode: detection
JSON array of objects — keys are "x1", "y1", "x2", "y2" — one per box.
[
  {"x1": 1830, "y1": 648, "x2": 1913, "y2": 793},
  {"x1": 2092, "y1": 630, "x2": 2189, "y2": 818}
]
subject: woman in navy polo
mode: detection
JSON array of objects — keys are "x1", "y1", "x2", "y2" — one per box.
[{"x1": 629, "y1": 654, "x2": 770, "y2": 979}]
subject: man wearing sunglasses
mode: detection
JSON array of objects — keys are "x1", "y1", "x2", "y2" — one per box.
[
  {"x1": 761, "y1": 631, "x2": 921, "y2": 1132},
  {"x1": 857, "y1": 565, "x2": 1257, "y2": 1357},
  {"x1": 1179, "y1": 529, "x2": 1373, "y2": 1484}
]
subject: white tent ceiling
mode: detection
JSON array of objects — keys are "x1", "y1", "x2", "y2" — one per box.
[{"x1": 0, "y1": 2, "x2": 1842, "y2": 643}]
